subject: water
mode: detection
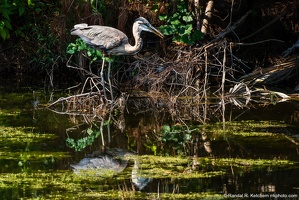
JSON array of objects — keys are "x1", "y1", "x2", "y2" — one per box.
[{"x1": 0, "y1": 89, "x2": 298, "y2": 199}]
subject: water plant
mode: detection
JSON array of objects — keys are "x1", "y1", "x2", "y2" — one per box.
[{"x1": 66, "y1": 126, "x2": 103, "y2": 151}]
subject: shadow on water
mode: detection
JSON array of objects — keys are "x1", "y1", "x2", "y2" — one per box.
[{"x1": 0, "y1": 89, "x2": 299, "y2": 199}]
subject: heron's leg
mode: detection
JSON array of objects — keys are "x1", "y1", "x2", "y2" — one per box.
[
  {"x1": 100, "y1": 57, "x2": 107, "y2": 100},
  {"x1": 107, "y1": 60, "x2": 114, "y2": 101}
]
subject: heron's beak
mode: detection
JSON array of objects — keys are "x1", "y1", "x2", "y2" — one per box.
[
  {"x1": 143, "y1": 24, "x2": 164, "y2": 39},
  {"x1": 151, "y1": 27, "x2": 164, "y2": 39},
  {"x1": 70, "y1": 28, "x2": 76, "y2": 34},
  {"x1": 150, "y1": 27, "x2": 164, "y2": 38}
]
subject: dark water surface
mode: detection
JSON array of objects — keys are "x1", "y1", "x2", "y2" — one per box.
[{"x1": 0, "y1": 90, "x2": 298, "y2": 199}]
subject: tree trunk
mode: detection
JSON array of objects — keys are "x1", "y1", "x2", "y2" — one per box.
[
  {"x1": 201, "y1": 0, "x2": 214, "y2": 34},
  {"x1": 194, "y1": 0, "x2": 201, "y2": 31}
]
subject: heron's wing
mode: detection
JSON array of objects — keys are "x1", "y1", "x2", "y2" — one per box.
[{"x1": 73, "y1": 25, "x2": 128, "y2": 50}]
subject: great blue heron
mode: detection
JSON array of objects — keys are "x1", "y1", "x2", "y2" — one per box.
[
  {"x1": 71, "y1": 148, "x2": 152, "y2": 190},
  {"x1": 71, "y1": 17, "x2": 164, "y2": 101}
]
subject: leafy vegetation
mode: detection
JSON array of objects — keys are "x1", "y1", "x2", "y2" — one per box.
[
  {"x1": 0, "y1": 0, "x2": 25, "y2": 39},
  {"x1": 66, "y1": 127, "x2": 102, "y2": 151},
  {"x1": 0, "y1": 1, "x2": 299, "y2": 197},
  {"x1": 67, "y1": 38, "x2": 113, "y2": 63},
  {"x1": 159, "y1": 0, "x2": 203, "y2": 44},
  {"x1": 160, "y1": 124, "x2": 195, "y2": 155}
]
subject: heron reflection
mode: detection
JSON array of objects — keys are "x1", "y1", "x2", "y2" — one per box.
[{"x1": 71, "y1": 148, "x2": 152, "y2": 190}]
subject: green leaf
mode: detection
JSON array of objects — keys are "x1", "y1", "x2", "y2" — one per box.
[
  {"x1": 180, "y1": 34, "x2": 194, "y2": 45},
  {"x1": 66, "y1": 43, "x2": 76, "y2": 54},
  {"x1": 177, "y1": 25, "x2": 186, "y2": 35},
  {"x1": 95, "y1": 50, "x2": 103, "y2": 58},
  {"x1": 91, "y1": 56, "x2": 97, "y2": 63},
  {"x1": 35, "y1": 7, "x2": 41, "y2": 13},
  {"x1": 170, "y1": 19, "x2": 181, "y2": 26},
  {"x1": 173, "y1": 35, "x2": 180, "y2": 42},
  {"x1": 87, "y1": 50, "x2": 92, "y2": 57},
  {"x1": 3, "y1": 19, "x2": 12, "y2": 30},
  {"x1": 185, "y1": 133, "x2": 191, "y2": 141},
  {"x1": 151, "y1": 145, "x2": 157, "y2": 155},
  {"x1": 66, "y1": 138, "x2": 75, "y2": 148},
  {"x1": 28, "y1": 0, "x2": 35, "y2": 7},
  {"x1": 151, "y1": 4, "x2": 159, "y2": 12},
  {"x1": 0, "y1": 28, "x2": 8, "y2": 40},
  {"x1": 158, "y1": 15, "x2": 167, "y2": 21},
  {"x1": 183, "y1": 15, "x2": 193, "y2": 22},
  {"x1": 105, "y1": 56, "x2": 113, "y2": 62},
  {"x1": 87, "y1": 128, "x2": 93, "y2": 135},
  {"x1": 159, "y1": 25, "x2": 176, "y2": 35},
  {"x1": 191, "y1": 30, "x2": 204, "y2": 41},
  {"x1": 18, "y1": 161, "x2": 23, "y2": 166},
  {"x1": 177, "y1": 4, "x2": 186, "y2": 11},
  {"x1": 1, "y1": 9, "x2": 12, "y2": 20},
  {"x1": 0, "y1": 21, "x2": 4, "y2": 29},
  {"x1": 184, "y1": 24, "x2": 193, "y2": 35},
  {"x1": 94, "y1": 130, "x2": 100, "y2": 137},
  {"x1": 18, "y1": 6, "x2": 25, "y2": 16},
  {"x1": 162, "y1": 125, "x2": 171, "y2": 134},
  {"x1": 66, "y1": 49, "x2": 75, "y2": 54},
  {"x1": 172, "y1": 13, "x2": 180, "y2": 20},
  {"x1": 78, "y1": 44, "x2": 85, "y2": 51}
]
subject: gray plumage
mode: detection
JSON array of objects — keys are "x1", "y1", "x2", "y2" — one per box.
[
  {"x1": 71, "y1": 17, "x2": 164, "y2": 56},
  {"x1": 71, "y1": 148, "x2": 152, "y2": 190}
]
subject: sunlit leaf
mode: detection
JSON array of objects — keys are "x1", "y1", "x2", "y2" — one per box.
[
  {"x1": 172, "y1": 13, "x2": 180, "y2": 20},
  {"x1": 184, "y1": 24, "x2": 193, "y2": 35},
  {"x1": 66, "y1": 43, "x2": 76, "y2": 54},
  {"x1": 177, "y1": 25, "x2": 188, "y2": 35},
  {"x1": 105, "y1": 56, "x2": 113, "y2": 62},
  {"x1": 91, "y1": 57, "x2": 97, "y2": 63},
  {"x1": 87, "y1": 128, "x2": 93, "y2": 135},
  {"x1": 28, "y1": 0, "x2": 34, "y2": 6},
  {"x1": 183, "y1": 15, "x2": 193, "y2": 22},
  {"x1": 151, "y1": 4, "x2": 159, "y2": 12},
  {"x1": 95, "y1": 50, "x2": 103, "y2": 58},
  {"x1": 185, "y1": 133, "x2": 191, "y2": 141},
  {"x1": 87, "y1": 50, "x2": 92, "y2": 57},
  {"x1": 170, "y1": 19, "x2": 181, "y2": 26},
  {"x1": 0, "y1": 21, "x2": 4, "y2": 29},
  {"x1": 162, "y1": 125, "x2": 171, "y2": 134},
  {"x1": 158, "y1": 15, "x2": 167, "y2": 21}
]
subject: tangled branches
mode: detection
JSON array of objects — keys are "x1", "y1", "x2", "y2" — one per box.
[
  {"x1": 116, "y1": 39, "x2": 291, "y2": 123},
  {"x1": 49, "y1": 38, "x2": 292, "y2": 125},
  {"x1": 122, "y1": 40, "x2": 246, "y2": 99}
]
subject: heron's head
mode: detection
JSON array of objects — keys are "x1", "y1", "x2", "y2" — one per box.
[{"x1": 134, "y1": 17, "x2": 164, "y2": 39}]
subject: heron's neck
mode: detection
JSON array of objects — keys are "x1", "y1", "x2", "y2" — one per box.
[{"x1": 126, "y1": 25, "x2": 143, "y2": 55}]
